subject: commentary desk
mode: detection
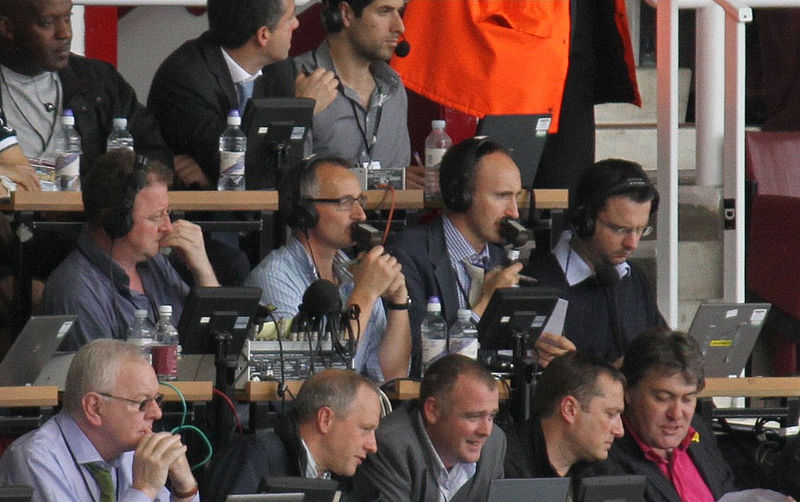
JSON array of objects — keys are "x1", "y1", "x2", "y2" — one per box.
[{"x1": 698, "y1": 377, "x2": 800, "y2": 427}]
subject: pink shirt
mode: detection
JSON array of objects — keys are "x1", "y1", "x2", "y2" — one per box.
[{"x1": 627, "y1": 420, "x2": 715, "y2": 502}]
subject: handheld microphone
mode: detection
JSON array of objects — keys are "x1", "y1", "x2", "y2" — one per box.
[
  {"x1": 499, "y1": 217, "x2": 531, "y2": 248},
  {"x1": 394, "y1": 40, "x2": 411, "y2": 57},
  {"x1": 352, "y1": 222, "x2": 382, "y2": 252}
]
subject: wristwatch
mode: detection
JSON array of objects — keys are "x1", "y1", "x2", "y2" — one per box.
[{"x1": 386, "y1": 296, "x2": 412, "y2": 311}]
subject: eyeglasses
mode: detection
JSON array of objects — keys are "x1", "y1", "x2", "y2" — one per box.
[
  {"x1": 145, "y1": 209, "x2": 171, "y2": 226},
  {"x1": 307, "y1": 195, "x2": 367, "y2": 212},
  {"x1": 99, "y1": 392, "x2": 164, "y2": 411},
  {"x1": 597, "y1": 218, "x2": 653, "y2": 237}
]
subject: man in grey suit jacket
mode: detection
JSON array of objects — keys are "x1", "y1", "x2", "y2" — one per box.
[{"x1": 352, "y1": 354, "x2": 505, "y2": 502}]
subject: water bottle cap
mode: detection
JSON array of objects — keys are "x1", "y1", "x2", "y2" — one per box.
[
  {"x1": 112, "y1": 117, "x2": 128, "y2": 128},
  {"x1": 158, "y1": 305, "x2": 173, "y2": 315},
  {"x1": 134, "y1": 309, "x2": 148, "y2": 318},
  {"x1": 227, "y1": 112, "x2": 242, "y2": 126},
  {"x1": 426, "y1": 296, "x2": 441, "y2": 312},
  {"x1": 62, "y1": 109, "x2": 74, "y2": 117},
  {"x1": 431, "y1": 120, "x2": 445, "y2": 130},
  {"x1": 61, "y1": 111, "x2": 75, "y2": 125},
  {"x1": 456, "y1": 309, "x2": 471, "y2": 319}
]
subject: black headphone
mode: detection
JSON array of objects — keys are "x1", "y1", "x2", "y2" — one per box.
[
  {"x1": 103, "y1": 155, "x2": 149, "y2": 240},
  {"x1": 279, "y1": 155, "x2": 325, "y2": 232},
  {"x1": 321, "y1": 0, "x2": 346, "y2": 32},
  {"x1": 441, "y1": 136, "x2": 503, "y2": 213},
  {"x1": 569, "y1": 159, "x2": 660, "y2": 239}
]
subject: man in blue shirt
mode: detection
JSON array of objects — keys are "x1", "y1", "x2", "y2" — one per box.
[
  {"x1": 245, "y1": 155, "x2": 410, "y2": 382},
  {"x1": 0, "y1": 339, "x2": 199, "y2": 501}
]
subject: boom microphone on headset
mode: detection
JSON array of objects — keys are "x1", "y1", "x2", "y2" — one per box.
[{"x1": 395, "y1": 40, "x2": 411, "y2": 57}]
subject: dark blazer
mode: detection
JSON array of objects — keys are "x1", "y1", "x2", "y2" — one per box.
[
  {"x1": 390, "y1": 217, "x2": 506, "y2": 376},
  {"x1": 148, "y1": 32, "x2": 270, "y2": 184},
  {"x1": 600, "y1": 416, "x2": 737, "y2": 502}
]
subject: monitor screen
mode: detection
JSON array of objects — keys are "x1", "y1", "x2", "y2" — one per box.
[
  {"x1": 477, "y1": 287, "x2": 560, "y2": 351},
  {"x1": 259, "y1": 477, "x2": 340, "y2": 502},
  {"x1": 242, "y1": 97, "x2": 315, "y2": 189},
  {"x1": 177, "y1": 287, "x2": 263, "y2": 355},
  {"x1": 0, "y1": 486, "x2": 33, "y2": 502}
]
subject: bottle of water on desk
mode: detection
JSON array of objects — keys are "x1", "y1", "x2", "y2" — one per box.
[
  {"x1": 106, "y1": 117, "x2": 134, "y2": 152},
  {"x1": 449, "y1": 309, "x2": 479, "y2": 360},
  {"x1": 153, "y1": 305, "x2": 179, "y2": 381},
  {"x1": 421, "y1": 296, "x2": 447, "y2": 374},
  {"x1": 424, "y1": 120, "x2": 451, "y2": 203},
  {"x1": 54, "y1": 109, "x2": 81, "y2": 191},
  {"x1": 128, "y1": 309, "x2": 155, "y2": 360},
  {"x1": 218, "y1": 110, "x2": 246, "y2": 191}
]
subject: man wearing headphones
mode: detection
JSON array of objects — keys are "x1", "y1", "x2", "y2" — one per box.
[
  {"x1": 263, "y1": 0, "x2": 411, "y2": 174},
  {"x1": 527, "y1": 158, "x2": 664, "y2": 366},
  {"x1": 245, "y1": 156, "x2": 411, "y2": 382},
  {"x1": 42, "y1": 150, "x2": 219, "y2": 350},
  {"x1": 391, "y1": 137, "x2": 525, "y2": 377}
]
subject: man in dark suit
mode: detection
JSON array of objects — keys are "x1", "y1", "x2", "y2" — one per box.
[
  {"x1": 605, "y1": 328, "x2": 737, "y2": 502},
  {"x1": 391, "y1": 137, "x2": 524, "y2": 376},
  {"x1": 148, "y1": 0, "x2": 337, "y2": 188}
]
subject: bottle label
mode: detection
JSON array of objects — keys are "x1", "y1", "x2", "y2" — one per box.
[
  {"x1": 55, "y1": 153, "x2": 80, "y2": 176},
  {"x1": 220, "y1": 151, "x2": 245, "y2": 176},
  {"x1": 449, "y1": 338, "x2": 479, "y2": 360},
  {"x1": 151, "y1": 344, "x2": 178, "y2": 380},
  {"x1": 425, "y1": 147, "x2": 447, "y2": 169},
  {"x1": 422, "y1": 338, "x2": 447, "y2": 366}
]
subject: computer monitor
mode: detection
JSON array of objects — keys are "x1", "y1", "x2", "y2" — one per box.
[
  {"x1": 477, "y1": 287, "x2": 560, "y2": 350},
  {"x1": 476, "y1": 114, "x2": 551, "y2": 188},
  {"x1": 259, "y1": 477, "x2": 341, "y2": 502},
  {"x1": 177, "y1": 287, "x2": 263, "y2": 355},
  {"x1": 226, "y1": 495, "x2": 304, "y2": 502},
  {"x1": 242, "y1": 97, "x2": 315, "y2": 189},
  {"x1": 577, "y1": 475, "x2": 646, "y2": 502},
  {"x1": 0, "y1": 486, "x2": 33, "y2": 501}
]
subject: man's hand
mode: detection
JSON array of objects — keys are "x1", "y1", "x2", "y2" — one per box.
[
  {"x1": 405, "y1": 164, "x2": 425, "y2": 190},
  {"x1": 350, "y1": 245, "x2": 403, "y2": 301},
  {"x1": 173, "y1": 154, "x2": 211, "y2": 189},
  {"x1": 0, "y1": 164, "x2": 41, "y2": 192},
  {"x1": 160, "y1": 219, "x2": 219, "y2": 287},
  {"x1": 471, "y1": 262, "x2": 523, "y2": 317},
  {"x1": 534, "y1": 332, "x2": 577, "y2": 368},
  {"x1": 295, "y1": 68, "x2": 338, "y2": 115},
  {"x1": 131, "y1": 432, "x2": 193, "y2": 500}
]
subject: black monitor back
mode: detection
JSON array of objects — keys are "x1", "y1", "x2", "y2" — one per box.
[
  {"x1": 476, "y1": 114, "x2": 551, "y2": 188},
  {"x1": 242, "y1": 98, "x2": 314, "y2": 189},
  {"x1": 0, "y1": 486, "x2": 33, "y2": 502},
  {"x1": 178, "y1": 287, "x2": 262, "y2": 355},
  {"x1": 477, "y1": 287, "x2": 560, "y2": 350}
]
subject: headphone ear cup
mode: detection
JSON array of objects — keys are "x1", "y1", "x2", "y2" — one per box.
[
  {"x1": 292, "y1": 199, "x2": 319, "y2": 231},
  {"x1": 571, "y1": 205, "x2": 594, "y2": 239},
  {"x1": 103, "y1": 208, "x2": 133, "y2": 240},
  {"x1": 321, "y1": 3, "x2": 344, "y2": 32}
]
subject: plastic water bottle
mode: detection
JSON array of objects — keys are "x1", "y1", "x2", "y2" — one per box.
[
  {"x1": 152, "y1": 305, "x2": 179, "y2": 381},
  {"x1": 127, "y1": 309, "x2": 155, "y2": 359},
  {"x1": 449, "y1": 309, "x2": 479, "y2": 360},
  {"x1": 54, "y1": 109, "x2": 81, "y2": 191},
  {"x1": 421, "y1": 296, "x2": 447, "y2": 374},
  {"x1": 218, "y1": 110, "x2": 246, "y2": 191},
  {"x1": 106, "y1": 117, "x2": 134, "y2": 152},
  {"x1": 424, "y1": 120, "x2": 451, "y2": 203}
]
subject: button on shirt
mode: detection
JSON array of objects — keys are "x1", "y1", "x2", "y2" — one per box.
[
  {"x1": 418, "y1": 411, "x2": 476, "y2": 502},
  {"x1": 0, "y1": 411, "x2": 197, "y2": 502},
  {"x1": 245, "y1": 234, "x2": 387, "y2": 381}
]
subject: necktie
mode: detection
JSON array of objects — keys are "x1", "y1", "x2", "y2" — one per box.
[
  {"x1": 463, "y1": 257, "x2": 486, "y2": 308},
  {"x1": 85, "y1": 462, "x2": 114, "y2": 502},
  {"x1": 237, "y1": 80, "x2": 255, "y2": 114}
]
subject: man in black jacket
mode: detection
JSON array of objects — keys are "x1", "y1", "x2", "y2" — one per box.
[
  {"x1": 206, "y1": 369, "x2": 381, "y2": 501},
  {"x1": 504, "y1": 351, "x2": 625, "y2": 481},
  {"x1": 605, "y1": 328, "x2": 737, "y2": 502}
]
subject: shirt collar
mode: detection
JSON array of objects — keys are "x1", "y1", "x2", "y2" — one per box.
[
  {"x1": 286, "y1": 233, "x2": 353, "y2": 285},
  {"x1": 56, "y1": 412, "x2": 123, "y2": 469},
  {"x1": 300, "y1": 438, "x2": 330, "y2": 479},
  {"x1": 552, "y1": 230, "x2": 631, "y2": 286},
  {"x1": 442, "y1": 214, "x2": 489, "y2": 268},
  {"x1": 417, "y1": 410, "x2": 477, "y2": 494},
  {"x1": 311, "y1": 41, "x2": 402, "y2": 100},
  {"x1": 220, "y1": 47, "x2": 262, "y2": 84},
  {"x1": 624, "y1": 414, "x2": 698, "y2": 465}
]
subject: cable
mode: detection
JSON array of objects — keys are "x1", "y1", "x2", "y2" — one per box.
[
  {"x1": 170, "y1": 424, "x2": 213, "y2": 470},
  {"x1": 159, "y1": 381, "x2": 187, "y2": 426},
  {"x1": 374, "y1": 184, "x2": 397, "y2": 245},
  {"x1": 211, "y1": 387, "x2": 244, "y2": 435}
]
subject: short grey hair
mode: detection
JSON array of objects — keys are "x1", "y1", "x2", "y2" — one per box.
[
  {"x1": 63, "y1": 339, "x2": 150, "y2": 415},
  {"x1": 293, "y1": 369, "x2": 378, "y2": 423}
]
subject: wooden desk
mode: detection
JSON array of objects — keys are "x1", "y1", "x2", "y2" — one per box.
[
  {"x1": 0, "y1": 386, "x2": 59, "y2": 407},
  {"x1": 161, "y1": 381, "x2": 214, "y2": 402},
  {"x1": 698, "y1": 377, "x2": 800, "y2": 427}
]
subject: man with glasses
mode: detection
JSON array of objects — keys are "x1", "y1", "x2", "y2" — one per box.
[
  {"x1": 41, "y1": 150, "x2": 219, "y2": 350},
  {"x1": 0, "y1": 339, "x2": 200, "y2": 501},
  {"x1": 526, "y1": 158, "x2": 664, "y2": 366},
  {"x1": 391, "y1": 137, "x2": 525, "y2": 376},
  {"x1": 245, "y1": 155, "x2": 410, "y2": 382}
]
